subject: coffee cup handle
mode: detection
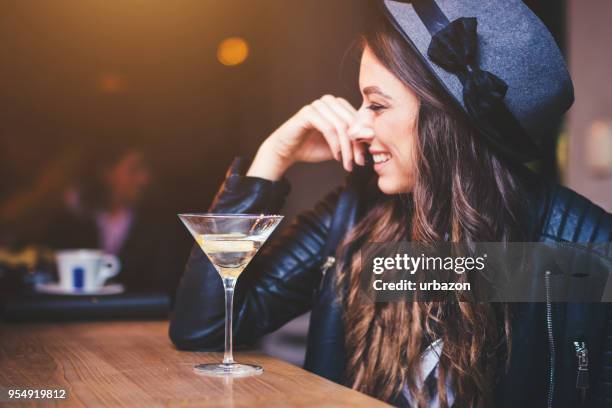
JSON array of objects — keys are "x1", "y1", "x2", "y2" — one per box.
[{"x1": 96, "y1": 255, "x2": 121, "y2": 287}]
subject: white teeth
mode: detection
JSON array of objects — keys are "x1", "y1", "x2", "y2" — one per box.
[{"x1": 372, "y1": 153, "x2": 391, "y2": 164}]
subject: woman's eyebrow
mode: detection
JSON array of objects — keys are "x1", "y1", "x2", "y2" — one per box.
[{"x1": 362, "y1": 86, "x2": 392, "y2": 100}]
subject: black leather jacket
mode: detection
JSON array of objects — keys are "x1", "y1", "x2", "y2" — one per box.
[{"x1": 170, "y1": 157, "x2": 612, "y2": 407}]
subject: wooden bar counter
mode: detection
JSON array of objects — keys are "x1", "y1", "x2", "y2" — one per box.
[{"x1": 0, "y1": 321, "x2": 388, "y2": 407}]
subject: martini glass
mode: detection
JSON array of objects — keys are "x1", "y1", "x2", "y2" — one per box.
[{"x1": 178, "y1": 213, "x2": 283, "y2": 377}]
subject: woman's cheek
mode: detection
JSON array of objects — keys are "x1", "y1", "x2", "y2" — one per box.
[{"x1": 395, "y1": 160, "x2": 415, "y2": 193}]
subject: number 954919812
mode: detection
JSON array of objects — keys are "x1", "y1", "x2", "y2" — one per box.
[{"x1": 6, "y1": 388, "x2": 67, "y2": 400}]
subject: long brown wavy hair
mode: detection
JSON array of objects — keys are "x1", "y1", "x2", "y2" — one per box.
[{"x1": 335, "y1": 14, "x2": 528, "y2": 408}]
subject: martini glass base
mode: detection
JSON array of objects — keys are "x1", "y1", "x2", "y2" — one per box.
[{"x1": 193, "y1": 363, "x2": 263, "y2": 377}]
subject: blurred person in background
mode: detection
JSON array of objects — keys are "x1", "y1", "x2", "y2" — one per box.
[{"x1": 44, "y1": 143, "x2": 173, "y2": 293}]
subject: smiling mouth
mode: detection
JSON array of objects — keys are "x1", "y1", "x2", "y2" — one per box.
[{"x1": 372, "y1": 152, "x2": 392, "y2": 165}]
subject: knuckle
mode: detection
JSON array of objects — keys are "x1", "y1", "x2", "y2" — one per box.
[{"x1": 322, "y1": 124, "x2": 335, "y2": 134}]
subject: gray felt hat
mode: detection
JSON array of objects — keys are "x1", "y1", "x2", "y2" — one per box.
[{"x1": 381, "y1": 0, "x2": 574, "y2": 162}]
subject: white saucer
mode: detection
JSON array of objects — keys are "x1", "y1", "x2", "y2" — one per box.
[{"x1": 34, "y1": 283, "x2": 125, "y2": 296}]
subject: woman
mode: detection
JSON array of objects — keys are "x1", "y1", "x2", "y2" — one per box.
[{"x1": 170, "y1": 2, "x2": 611, "y2": 407}]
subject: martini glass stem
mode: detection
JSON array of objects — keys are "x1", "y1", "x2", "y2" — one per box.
[{"x1": 222, "y1": 277, "x2": 236, "y2": 365}]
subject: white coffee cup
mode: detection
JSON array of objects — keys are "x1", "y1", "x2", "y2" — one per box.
[{"x1": 56, "y1": 250, "x2": 121, "y2": 292}]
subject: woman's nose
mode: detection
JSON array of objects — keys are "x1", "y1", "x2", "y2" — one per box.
[{"x1": 348, "y1": 110, "x2": 375, "y2": 143}]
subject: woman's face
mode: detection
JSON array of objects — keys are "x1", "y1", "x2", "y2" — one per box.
[
  {"x1": 350, "y1": 45, "x2": 419, "y2": 194},
  {"x1": 105, "y1": 151, "x2": 151, "y2": 207}
]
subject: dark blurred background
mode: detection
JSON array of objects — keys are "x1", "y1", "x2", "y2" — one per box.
[
  {"x1": 0, "y1": 0, "x2": 611, "y2": 365},
  {"x1": 0, "y1": 0, "x2": 371, "y2": 254}
]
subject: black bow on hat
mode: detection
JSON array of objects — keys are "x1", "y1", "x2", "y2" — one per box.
[
  {"x1": 427, "y1": 17, "x2": 508, "y2": 121},
  {"x1": 424, "y1": 16, "x2": 540, "y2": 161}
]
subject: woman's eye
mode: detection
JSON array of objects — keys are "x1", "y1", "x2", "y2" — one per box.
[{"x1": 367, "y1": 104, "x2": 385, "y2": 112}]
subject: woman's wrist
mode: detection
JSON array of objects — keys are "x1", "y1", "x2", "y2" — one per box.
[{"x1": 246, "y1": 140, "x2": 293, "y2": 181}]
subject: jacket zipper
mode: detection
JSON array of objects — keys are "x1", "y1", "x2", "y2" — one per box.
[
  {"x1": 545, "y1": 270, "x2": 555, "y2": 408},
  {"x1": 573, "y1": 340, "x2": 589, "y2": 406},
  {"x1": 319, "y1": 256, "x2": 335, "y2": 290}
]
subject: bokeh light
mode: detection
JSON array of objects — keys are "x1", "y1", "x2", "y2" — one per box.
[
  {"x1": 217, "y1": 37, "x2": 249, "y2": 66},
  {"x1": 98, "y1": 73, "x2": 125, "y2": 93}
]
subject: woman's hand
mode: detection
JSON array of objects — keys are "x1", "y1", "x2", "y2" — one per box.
[{"x1": 246, "y1": 95, "x2": 367, "y2": 181}]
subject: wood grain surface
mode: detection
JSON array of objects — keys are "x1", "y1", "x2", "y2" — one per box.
[{"x1": 0, "y1": 321, "x2": 388, "y2": 407}]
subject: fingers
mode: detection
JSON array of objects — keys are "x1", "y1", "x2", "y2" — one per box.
[
  {"x1": 300, "y1": 105, "x2": 342, "y2": 162},
  {"x1": 347, "y1": 109, "x2": 374, "y2": 167},
  {"x1": 322, "y1": 95, "x2": 356, "y2": 122},
  {"x1": 301, "y1": 95, "x2": 364, "y2": 172},
  {"x1": 328, "y1": 97, "x2": 367, "y2": 167},
  {"x1": 312, "y1": 98, "x2": 354, "y2": 171},
  {"x1": 335, "y1": 97, "x2": 358, "y2": 115},
  {"x1": 352, "y1": 140, "x2": 367, "y2": 166}
]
